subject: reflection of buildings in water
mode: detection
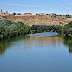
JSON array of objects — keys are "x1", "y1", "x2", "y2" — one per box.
[{"x1": 23, "y1": 36, "x2": 63, "y2": 49}]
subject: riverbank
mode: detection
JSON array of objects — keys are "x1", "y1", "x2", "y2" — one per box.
[
  {"x1": 0, "y1": 20, "x2": 72, "y2": 41},
  {"x1": 0, "y1": 32, "x2": 72, "y2": 55},
  {"x1": 0, "y1": 20, "x2": 31, "y2": 41},
  {"x1": 31, "y1": 21, "x2": 72, "y2": 39}
]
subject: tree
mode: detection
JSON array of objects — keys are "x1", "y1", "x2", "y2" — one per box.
[{"x1": 12, "y1": 13, "x2": 16, "y2": 15}]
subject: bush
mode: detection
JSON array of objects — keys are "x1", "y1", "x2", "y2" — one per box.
[
  {"x1": 31, "y1": 21, "x2": 72, "y2": 39},
  {"x1": 62, "y1": 21, "x2": 72, "y2": 38},
  {"x1": 12, "y1": 13, "x2": 16, "y2": 15},
  {"x1": 2, "y1": 16, "x2": 7, "y2": 19},
  {"x1": 66, "y1": 16, "x2": 71, "y2": 18},
  {"x1": 31, "y1": 25, "x2": 62, "y2": 34},
  {"x1": 0, "y1": 20, "x2": 31, "y2": 40}
]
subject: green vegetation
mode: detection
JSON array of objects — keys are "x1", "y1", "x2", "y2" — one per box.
[
  {"x1": 66, "y1": 16, "x2": 71, "y2": 18},
  {"x1": 62, "y1": 21, "x2": 72, "y2": 38},
  {"x1": 0, "y1": 20, "x2": 31, "y2": 41},
  {"x1": 59, "y1": 22, "x2": 63, "y2": 25},
  {"x1": 0, "y1": 35, "x2": 30, "y2": 55},
  {"x1": 63, "y1": 38, "x2": 72, "y2": 53},
  {"x1": 31, "y1": 21, "x2": 72, "y2": 39},
  {"x1": 66, "y1": 15, "x2": 71, "y2": 18},
  {"x1": 0, "y1": 20, "x2": 72, "y2": 55},
  {"x1": 0, "y1": 19, "x2": 72, "y2": 41},
  {"x1": 2, "y1": 16, "x2": 7, "y2": 19},
  {"x1": 12, "y1": 13, "x2": 16, "y2": 15},
  {"x1": 31, "y1": 25, "x2": 62, "y2": 34}
]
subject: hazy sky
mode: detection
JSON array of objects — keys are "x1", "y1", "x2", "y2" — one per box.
[{"x1": 0, "y1": 0, "x2": 72, "y2": 14}]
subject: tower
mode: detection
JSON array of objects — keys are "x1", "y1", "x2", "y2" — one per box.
[
  {"x1": 6, "y1": 11, "x2": 8, "y2": 13},
  {"x1": 1, "y1": 9, "x2": 3, "y2": 14}
]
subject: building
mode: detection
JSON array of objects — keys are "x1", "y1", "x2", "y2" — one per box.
[
  {"x1": 36, "y1": 13, "x2": 45, "y2": 15},
  {"x1": 0, "y1": 9, "x2": 9, "y2": 16},
  {"x1": 36, "y1": 14, "x2": 40, "y2": 15},
  {"x1": 50, "y1": 13, "x2": 56, "y2": 18},
  {"x1": 24, "y1": 13, "x2": 32, "y2": 16},
  {"x1": 40, "y1": 13, "x2": 45, "y2": 15},
  {"x1": 17, "y1": 13, "x2": 21, "y2": 15}
]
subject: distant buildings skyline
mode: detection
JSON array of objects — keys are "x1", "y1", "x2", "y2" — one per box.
[
  {"x1": 0, "y1": 9, "x2": 33, "y2": 16},
  {"x1": 0, "y1": 8, "x2": 72, "y2": 15},
  {"x1": 0, "y1": 9, "x2": 72, "y2": 16},
  {"x1": 0, "y1": 9, "x2": 9, "y2": 16}
]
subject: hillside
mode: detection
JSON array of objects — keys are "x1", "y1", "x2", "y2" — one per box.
[{"x1": 7, "y1": 14, "x2": 72, "y2": 26}]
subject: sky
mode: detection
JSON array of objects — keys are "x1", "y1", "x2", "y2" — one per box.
[{"x1": 0, "y1": 0, "x2": 72, "y2": 14}]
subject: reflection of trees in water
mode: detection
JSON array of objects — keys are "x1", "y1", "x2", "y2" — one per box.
[
  {"x1": 0, "y1": 35, "x2": 30, "y2": 55},
  {"x1": 0, "y1": 41, "x2": 11, "y2": 55},
  {"x1": 55, "y1": 35, "x2": 72, "y2": 53},
  {"x1": 0, "y1": 33, "x2": 72, "y2": 55},
  {"x1": 63, "y1": 38, "x2": 72, "y2": 53}
]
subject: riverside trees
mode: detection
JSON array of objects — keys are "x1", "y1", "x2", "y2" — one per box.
[
  {"x1": 31, "y1": 25, "x2": 62, "y2": 34},
  {"x1": 62, "y1": 21, "x2": 72, "y2": 38},
  {"x1": 31, "y1": 21, "x2": 72, "y2": 39},
  {"x1": 0, "y1": 20, "x2": 31, "y2": 40},
  {"x1": 0, "y1": 20, "x2": 72, "y2": 41}
]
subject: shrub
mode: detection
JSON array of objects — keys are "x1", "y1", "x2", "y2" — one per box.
[
  {"x1": 2, "y1": 16, "x2": 7, "y2": 19},
  {"x1": 0, "y1": 20, "x2": 31, "y2": 40}
]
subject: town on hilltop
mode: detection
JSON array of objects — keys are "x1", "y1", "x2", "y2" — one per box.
[
  {"x1": 0, "y1": 9, "x2": 32, "y2": 17},
  {"x1": 0, "y1": 9, "x2": 72, "y2": 26}
]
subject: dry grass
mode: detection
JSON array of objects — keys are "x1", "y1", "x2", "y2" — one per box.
[{"x1": 6, "y1": 14, "x2": 72, "y2": 26}]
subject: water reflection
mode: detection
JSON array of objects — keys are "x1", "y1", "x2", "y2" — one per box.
[
  {"x1": 0, "y1": 35, "x2": 30, "y2": 55},
  {"x1": 24, "y1": 36, "x2": 63, "y2": 49},
  {"x1": 63, "y1": 38, "x2": 72, "y2": 53},
  {"x1": 0, "y1": 41, "x2": 11, "y2": 55},
  {"x1": 28, "y1": 32, "x2": 58, "y2": 37},
  {"x1": 0, "y1": 32, "x2": 72, "y2": 56},
  {"x1": 0, "y1": 32, "x2": 72, "y2": 72}
]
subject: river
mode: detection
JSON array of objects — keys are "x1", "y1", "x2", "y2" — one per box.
[{"x1": 0, "y1": 32, "x2": 72, "y2": 72}]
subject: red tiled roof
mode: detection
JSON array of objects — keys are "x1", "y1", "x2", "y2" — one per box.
[{"x1": 24, "y1": 13, "x2": 32, "y2": 15}]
